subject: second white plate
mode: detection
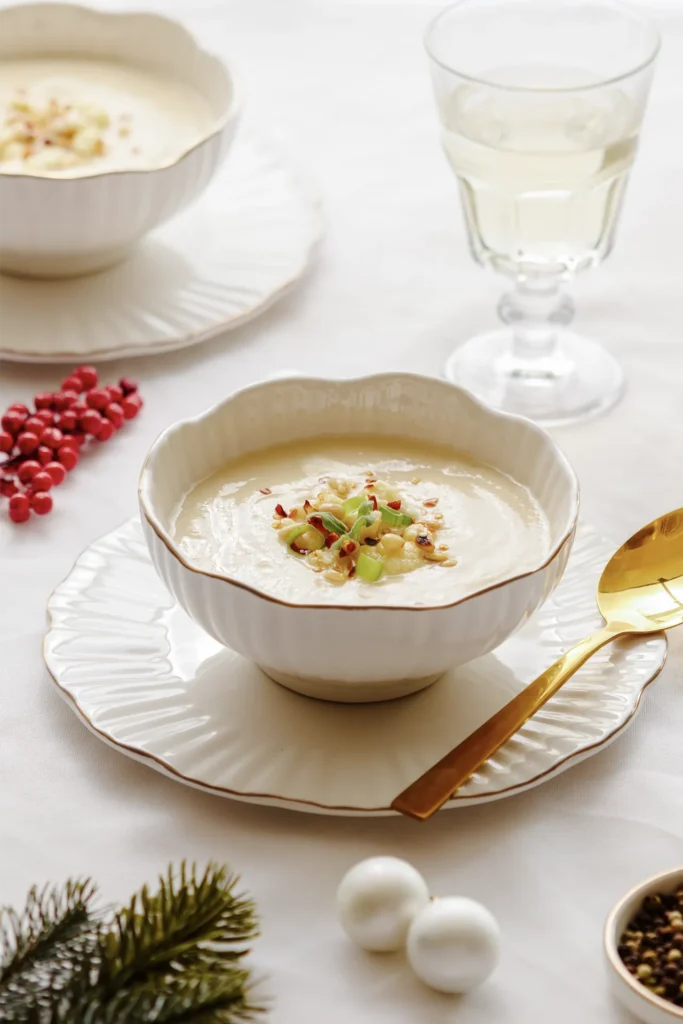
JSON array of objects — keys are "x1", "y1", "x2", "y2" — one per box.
[
  {"x1": 0, "y1": 136, "x2": 321, "y2": 363},
  {"x1": 44, "y1": 518, "x2": 667, "y2": 815}
]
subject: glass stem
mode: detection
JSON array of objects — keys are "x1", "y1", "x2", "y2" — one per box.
[{"x1": 498, "y1": 277, "x2": 575, "y2": 374}]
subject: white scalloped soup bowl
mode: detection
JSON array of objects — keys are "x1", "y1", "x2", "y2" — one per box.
[
  {"x1": 0, "y1": 3, "x2": 239, "y2": 278},
  {"x1": 139, "y1": 374, "x2": 579, "y2": 702}
]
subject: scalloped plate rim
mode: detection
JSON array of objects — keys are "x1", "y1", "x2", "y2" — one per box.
[{"x1": 43, "y1": 518, "x2": 668, "y2": 816}]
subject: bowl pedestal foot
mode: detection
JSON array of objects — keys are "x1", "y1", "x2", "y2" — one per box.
[{"x1": 259, "y1": 667, "x2": 445, "y2": 703}]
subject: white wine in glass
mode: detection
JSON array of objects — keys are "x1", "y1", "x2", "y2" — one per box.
[{"x1": 426, "y1": 0, "x2": 659, "y2": 425}]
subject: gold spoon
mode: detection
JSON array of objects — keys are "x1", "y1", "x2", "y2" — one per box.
[{"x1": 392, "y1": 509, "x2": 683, "y2": 821}]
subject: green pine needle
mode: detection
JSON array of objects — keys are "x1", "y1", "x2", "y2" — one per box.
[
  {"x1": 0, "y1": 862, "x2": 262, "y2": 1024},
  {"x1": 84, "y1": 968, "x2": 259, "y2": 1024},
  {"x1": 0, "y1": 878, "x2": 97, "y2": 983}
]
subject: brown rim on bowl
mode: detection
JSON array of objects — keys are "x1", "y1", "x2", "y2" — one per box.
[
  {"x1": 0, "y1": 2, "x2": 241, "y2": 180},
  {"x1": 604, "y1": 867, "x2": 683, "y2": 1021},
  {"x1": 138, "y1": 372, "x2": 580, "y2": 612}
]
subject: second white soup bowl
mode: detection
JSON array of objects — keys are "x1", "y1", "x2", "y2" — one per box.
[
  {"x1": 0, "y1": 3, "x2": 240, "y2": 277},
  {"x1": 139, "y1": 374, "x2": 579, "y2": 702}
]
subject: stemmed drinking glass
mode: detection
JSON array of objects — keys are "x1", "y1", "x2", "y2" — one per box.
[{"x1": 425, "y1": 0, "x2": 660, "y2": 425}]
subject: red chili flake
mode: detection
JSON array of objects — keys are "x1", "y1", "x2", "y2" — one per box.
[
  {"x1": 387, "y1": 500, "x2": 401, "y2": 510},
  {"x1": 259, "y1": 487, "x2": 272, "y2": 495},
  {"x1": 303, "y1": 499, "x2": 313, "y2": 512},
  {"x1": 348, "y1": 564, "x2": 356, "y2": 579},
  {"x1": 423, "y1": 498, "x2": 439, "y2": 508},
  {"x1": 340, "y1": 539, "x2": 357, "y2": 557},
  {"x1": 325, "y1": 532, "x2": 339, "y2": 548},
  {"x1": 288, "y1": 507, "x2": 299, "y2": 519},
  {"x1": 364, "y1": 483, "x2": 375, "y2": 490},
  {"x1": 369, "y1": 494, "x2": 378, "y2": 510},
  {"x1": 291, "y1": 544, "x2": 312, "y2": 555},
  {"x1": 308, "y1": 514, "x2": 330, "y2": 537},
  {"x1": 274, "y1": 503, "x2": 287, "y2": 518}
]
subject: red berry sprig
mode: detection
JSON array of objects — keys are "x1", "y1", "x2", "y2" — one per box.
[{"x1": 0, "y1": 365, "x2": 143, "y2": 523}]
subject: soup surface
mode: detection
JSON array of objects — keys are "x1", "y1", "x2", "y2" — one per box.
[
  {"x1": 0, "y1": 58, "x2": 215, "y2": 174},
  {"x1": 173, "y1": 436, "x2": 551, "y2": 606}
]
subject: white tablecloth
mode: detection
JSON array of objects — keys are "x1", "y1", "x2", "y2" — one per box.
[{"x1": 2, "y1": 2, "x2": 683, "y2": 1021}]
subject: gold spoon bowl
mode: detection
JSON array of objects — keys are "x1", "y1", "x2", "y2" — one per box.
[{"x1": 392, "y1": 509, "x2": 683, "y2": 821}]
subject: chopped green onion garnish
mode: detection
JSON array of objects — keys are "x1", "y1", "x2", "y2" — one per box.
[
  {"x1": 357, "y1": 550, "x2": 384, "y2": 582},
  {"x1": 349, "y1": 512, "x2": 375, "y2": 540},
  {"x1": 342, "y1": 495, "x2": 364, "y2": 515},
  {"x1": 310, "y1": 511, "x2": 347, "y2": 535},
  {"x1": 286, "y1": 524, "x2": 309, "y2": 543},
  {"x1": 355, "y1": 500, "x2": 374, "y2": 518},
  {"x1": 380, "y1": 505, "x2": 413, "y2": 528},
  {"x1": 286, "y1": 523, "x2": 324, "y2": 552}
]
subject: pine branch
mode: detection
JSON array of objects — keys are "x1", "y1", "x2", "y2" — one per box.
[
  {"x1": 96, "y1": 862, "x2": 258, "y2": 994},
  {"x1": 83, "y1": 968, "x2": 261, "y2": 1023},
  {"x1": 0, "y1": 862, "x2": 263, "y2": 1024},
  {"x1": 0, "y1": 880, "x2": 100, "y2": 1024},
  {"x1": 0, "y1": 878, "x2": 96, "y2": 983}
]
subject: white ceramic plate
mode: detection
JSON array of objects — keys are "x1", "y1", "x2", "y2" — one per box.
[
  {"x1": 0, "y1": 136, "x2": 321, "y2": 363},
  {"x1": 44, "y1": 518, "x2": 667, "y2": 816}
]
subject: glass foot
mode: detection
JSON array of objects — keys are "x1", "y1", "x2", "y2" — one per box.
[{"x1": 444, "y1": 328, "x2": 624, "y2": 427}]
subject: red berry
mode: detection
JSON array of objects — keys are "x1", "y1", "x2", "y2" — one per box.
[
  {"x1": 36, "y1": 445, "x2": 53, "y2": 465},
  {"x1": 85, "y1": 388, "x2": 110, "y2": 411},
  {"x1": 44, "y1": 461, "x2": 67, "y2": 486},
  {"x1": 17, "y1": 460, "x2": 41, "y2": 484},
  {"x1": 34, "y1": 393, "x2": 54, "y2": 410},
  {"x1": 35, "y1": 409, "x2": 55, "y2": 425},
  {"x1": 23, "y1": 416, "x2": 45, "y2": 436},
  {"x1": 96, "y1": 419, "x2": 115, "y2": 441},
  {"x1": 74, "y1": 365, "x2": 98, "y2": 390},
  {"x1": 59, "y1": 433, "x2": 85, "y2": 450},
  {"x1": 80, "y1": 409, "x2": 104, "y2": 435},
  {"x1": 30, "y1": 491, "x2": 53, "y2": 515},
  {"x1": 57, "y1": 446, "x2": 79, "y2": 470},
  {"x1": 105, "y1": 402, "x2": 124, "y2": 428},
  {"x1": 0, "y1": 478, "x2": 18, "y2": 498},
  {"x1": 121, "y1": 394, "x2": 143, "y2": 420},
  {"x1": 119, "y1": 377, "x2": 138, "y2": 395},
  {"x1": 1, "y1": 410, "x2": 26, "y2": 434},
  {"x1": 31, "y1": 470, "x2": 52, "y2": 492},
  {"x1": 53, "y1": 391, "x2": 78, "y2": 411},
  {"x1": 0, "y1": 430, "x2": 13, "y2": 454},
  {"x1": 55, "y1": 410, "x2": 78, "y2": 432},
  {"x1": 61, "y1": 375, "x2": 83, "y2": 393},
  {"x1": 106, "y1": 385, "x2": 124, "y2": 404},
  {"x1": 17, "y1": 432, "x2": 40, "y2": 455},
  {"x1": 70, "y1": 400, "x2": 87, "y2": 417},
  {"x1": 41, "y1": 427, "x2": 64, "y2": 449},
  {"x1": 7, "y1": 403, "x2": 30, "y2": 415},
  {"x1": 8, "y1": 492, "x2": 30, "y2": 523}
]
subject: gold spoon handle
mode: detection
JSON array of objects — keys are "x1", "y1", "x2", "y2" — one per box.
[{"x1": 391, "y1": 624, "x2": 623, "y2": 821}]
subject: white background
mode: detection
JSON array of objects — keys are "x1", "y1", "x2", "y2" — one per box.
[{"x1": 1, "y1": 2, "x2": 683, "y2": 1022}]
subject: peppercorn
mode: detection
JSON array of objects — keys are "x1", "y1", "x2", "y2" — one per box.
[{"x1": 618, "y1": 885, "x2": 683, "y2": 1009}]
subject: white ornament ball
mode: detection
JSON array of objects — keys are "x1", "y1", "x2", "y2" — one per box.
[
  {"x1": 406, "y1": 897, "x2": 500, "y2": 993},
  {"x1": 336, "y1": 856, "x2": 431, "y2": 952}
]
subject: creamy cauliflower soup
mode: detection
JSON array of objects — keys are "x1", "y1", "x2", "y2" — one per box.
[
  {"x1": 172, "y1": 437, "x2": 551, "y2": 607},
  {"x1": 0, "y1": 59, "x2": 215, "y2": 174}
]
